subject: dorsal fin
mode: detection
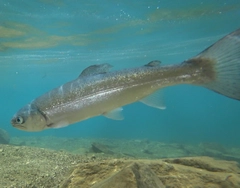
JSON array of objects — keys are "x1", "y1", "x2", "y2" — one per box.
[
  {"x1": 79, "y1": 63, "x2": 112, "y2": 77},
  {"x1": 145, "y1": 60, "x2": 161, "y2": 67}
]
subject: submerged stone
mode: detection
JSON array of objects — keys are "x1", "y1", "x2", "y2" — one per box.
[
  {"x1": 0, "y1": 128, "x2": 10, "y2": 144},
  {"x1": 91, "y1": 142, "x2": 114, "y2": 155},
  {"x1": 60, "y1": 156, "x2": 240, "y2": 188}
]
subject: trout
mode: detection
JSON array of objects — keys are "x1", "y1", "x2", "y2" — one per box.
[{"x1": 11, "y1": 28, "x2": 240, "y2": 131}]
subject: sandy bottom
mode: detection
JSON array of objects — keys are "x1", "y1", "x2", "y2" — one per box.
[{"x1": 0, "y1": 136, "x2": 239, "y2": 187}]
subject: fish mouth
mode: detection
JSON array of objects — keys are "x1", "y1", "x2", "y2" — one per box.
[{"x1": 11, "y1": 119, "x2": 26, "y2": 130}]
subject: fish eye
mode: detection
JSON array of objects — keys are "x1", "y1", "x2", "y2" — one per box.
[{"x1": 15, "y1": 116, "x2": 24, "y2": 124}]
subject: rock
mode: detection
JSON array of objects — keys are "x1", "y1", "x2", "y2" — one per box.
[
  {"x1": 142, "y1": 149, "x2": 153, "y2": 155},
  {"x1": 0, "y1": 128, "x2": 10, "y2": 144},
  {"x1": 91, "y1": 142, "x2": 114, "y2": 155},
  {"x1": 91, "y1": 162, "x2": 165, "y2": 188},
  {"x1": 163, "y1": 156, "x2": 240, "y2": 172},
  {"x1": 199, "y1": 142, "x2": 227, "y2": 153},
  {"x1": 60, "y1": 156, "x2": 240, "y2": 188},
  {"x1": 199, "y1": 142, "x2": 240, "y2": 163}
]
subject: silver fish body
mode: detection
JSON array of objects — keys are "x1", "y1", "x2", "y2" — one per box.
[{"x1": 11, "y1": 28, "x2": 240, "y2": 131}]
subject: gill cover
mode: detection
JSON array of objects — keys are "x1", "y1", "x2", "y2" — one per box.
[{"x1": 11, "y1": 103, "x2": 48, "y2": 132}]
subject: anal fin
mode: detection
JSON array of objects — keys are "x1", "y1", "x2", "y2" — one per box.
[{"x1": 140, "y1": 90, "x2": 166, "y2": 110}]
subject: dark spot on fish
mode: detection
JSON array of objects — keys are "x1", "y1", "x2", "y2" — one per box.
[{"x1": 183, "y1": 57, "x2": 216, "y2": 83}]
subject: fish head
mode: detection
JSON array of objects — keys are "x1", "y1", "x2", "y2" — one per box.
[{"x1": 11, "y1": 103, "x2": 47, "y2": 132}]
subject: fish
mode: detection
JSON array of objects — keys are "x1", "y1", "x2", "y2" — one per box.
[{"x1": 11, "y1": 28, "x2": 240, "y2": 132}]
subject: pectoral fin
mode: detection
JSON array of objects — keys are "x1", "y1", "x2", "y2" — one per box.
[
  {"x1": 103, "y1": 107, "x2": 124, "y2": 120},
  {"x1": 140, "y1": 90, "x2": 166, "y2": 110},
  {"x1": 47, "y1": 120, "x2": 69, "y2": 129}
]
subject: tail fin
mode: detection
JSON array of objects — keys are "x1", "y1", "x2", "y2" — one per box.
[{"x1": 188, "y1": 28, "x2": 240, "y2": 100}]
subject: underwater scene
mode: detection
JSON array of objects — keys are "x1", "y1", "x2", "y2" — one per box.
[{"x1": 1, "y1": 0, "x2": 240, "y2": 187}]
